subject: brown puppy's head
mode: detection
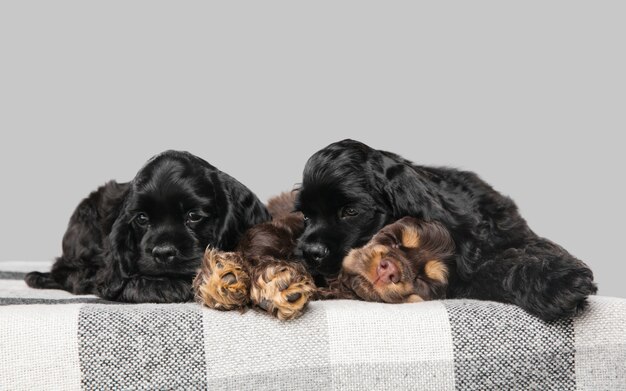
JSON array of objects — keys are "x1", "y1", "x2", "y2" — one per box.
[{"x1": 337, "y1": 217, "x2": 454, "y2": 303}]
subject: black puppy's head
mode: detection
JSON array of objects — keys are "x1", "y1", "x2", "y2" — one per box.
[
  {"x1": 109, "y1": 150, "x2": 269, "y2": 278},
  {"x1": 295, "y1": 139, "x2": 448, "y2": 280},
  {"x1": 294, "y1": 140, "x2": 392, "y2": 278}
]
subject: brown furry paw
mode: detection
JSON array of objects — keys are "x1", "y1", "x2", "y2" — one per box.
[
  {"x1": 193, "y1": 249, "x2": 250, "y2": 311},
  {"x1": 250, "y1": 261, "x2": 315, "y2": 320}
]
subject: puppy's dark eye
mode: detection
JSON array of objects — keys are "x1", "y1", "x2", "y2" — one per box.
[
  {"x1": 135, "y1": 212, "x2": 149, "y2": 226},
  {"x1": 187, "y1": 211, "x2": 204, "y2": 224},
  {"x1": 340, "y1": 207, "x2": 359, "y2": 219}
]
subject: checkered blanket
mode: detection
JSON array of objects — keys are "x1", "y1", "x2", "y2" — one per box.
[{"x1": 1, "y1": 261, "x2": 625, "y2": 390}]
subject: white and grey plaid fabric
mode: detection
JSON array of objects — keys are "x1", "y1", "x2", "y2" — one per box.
[{"x1": 1, "y1": 261, "x2": 625, "y2": 390}]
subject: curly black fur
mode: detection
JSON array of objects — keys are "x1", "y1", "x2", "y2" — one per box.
[
  {"x1": 25, "y1": 151, "x2": 270, "y2": 303},
  {"x1": 295, "y1": 139, "x2": 597, "y2": 320}
]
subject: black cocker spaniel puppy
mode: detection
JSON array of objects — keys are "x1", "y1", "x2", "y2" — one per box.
[
  {"x1": 26, "y1": 150, "x2": 269, "y2": 303},
  {"x1": 295, "y1": 139, "x2": 597, "y2": 321}
]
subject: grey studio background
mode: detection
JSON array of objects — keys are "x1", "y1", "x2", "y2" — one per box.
[{"x1": 0, "y1": 2, "x2": 624, "y2": 298}]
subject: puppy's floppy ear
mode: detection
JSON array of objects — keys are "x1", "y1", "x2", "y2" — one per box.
[
  {"x1": 370, "y1": 152, "x2": 441, "y2": 218},
  {"x1": 210, "y1": 170, "x2": 271, "y2": 251},
  {"x1": 411, "y1": 218, "x2": 456, "y2": 259},
  {"x1": 373, "y1": 152, "x2": 475, "y2": 236},
  {"x1": 98, "y1": 199, "x2": 137, "y2": 300}
]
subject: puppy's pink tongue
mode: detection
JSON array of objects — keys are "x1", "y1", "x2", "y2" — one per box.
[{"x1": 377, "y1": 259, "x2": 400, "y2": 284}]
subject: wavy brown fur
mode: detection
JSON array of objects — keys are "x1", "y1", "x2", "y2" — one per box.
[
  {"x1": 335, "y1": 217, "x2": 455, "y2": 303},
  {"x1": 194, "y1": 192, "x2": 315, "y2": 320}
]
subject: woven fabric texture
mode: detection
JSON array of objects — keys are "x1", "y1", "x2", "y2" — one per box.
[{"x1": 1, "y1": 261, "x2": 625, "y2": 390}]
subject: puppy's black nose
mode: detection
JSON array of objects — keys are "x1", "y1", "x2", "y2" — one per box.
[
  {"x1": 302, "y1": 243, "x2": 329, "y2": 263},
  {"x1": 152, "y1": 245, "x2": 177, "y2": 263}
]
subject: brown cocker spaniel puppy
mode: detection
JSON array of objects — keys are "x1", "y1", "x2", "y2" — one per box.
[{"x1": 322, "y1": 217, "x2": 454, "y2": 304}]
